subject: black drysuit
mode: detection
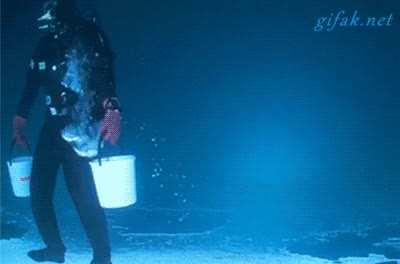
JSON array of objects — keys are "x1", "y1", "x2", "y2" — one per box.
[{"x1": 17, "y1": 20, "x2": 117, "y2": 260}]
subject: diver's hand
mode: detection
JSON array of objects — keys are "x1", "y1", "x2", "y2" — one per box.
[
  {"x1": 12, "y1": 115, "x2": 28, "y2": 147},
  {"x1": 100, "y1": 110, "x2": 121, "y2": 145}
]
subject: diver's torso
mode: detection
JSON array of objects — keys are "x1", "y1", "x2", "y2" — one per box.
[
  {"x1": 31, "y1": 20, "x2": 114, "y2": 157},
  {"x1": 34, "y1": 24, "x2": 96, "y2": 117},
  {"x1": 34, "y1": 32, "x2": 70, "y2": 94}
]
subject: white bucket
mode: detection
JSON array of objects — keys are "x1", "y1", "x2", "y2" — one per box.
[
  {"x1": 7, "y1": 156, "x2": 33, "y2": 197},
  {"x1": 89, "y1": 155, "x2": 136, "y2": 209}
]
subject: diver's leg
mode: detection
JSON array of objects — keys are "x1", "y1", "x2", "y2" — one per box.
[
  {"x1": 29, "y1": 123, "x2": 65, "y2": 262},
  {"x1": 61, "y1": 142, "x2": 111, "y2": 262}
]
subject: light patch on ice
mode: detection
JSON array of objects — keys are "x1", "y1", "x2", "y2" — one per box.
[
  {"x1": 118, "y1": 230, "x2": 213, "y2": 237},
  {"x1": 374, "y1": 237, "x2": 400, "y2": 250},
  {"x1": 338, "y1": 254, "x2": 396, "y2": 264}
]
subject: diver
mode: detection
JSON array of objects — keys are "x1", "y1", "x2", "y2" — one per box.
[{"x1": 12, "y1": 0, "x2": 120, "y2": 263}]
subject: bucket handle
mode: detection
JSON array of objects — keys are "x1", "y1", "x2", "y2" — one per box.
[
  {"x1": 8, "y1": 138, "x2": 33, "y2": 166},
  {"x1": 96, "y1": 135, "x2": 105, "y2": 166},
  {"x1": 95, "y1": 135, "x2": 123, "y2": 166}
]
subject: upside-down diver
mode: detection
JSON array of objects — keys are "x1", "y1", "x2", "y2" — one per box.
[{"x1": 12, "y1": 0, "x2": 121, "y2": 263}]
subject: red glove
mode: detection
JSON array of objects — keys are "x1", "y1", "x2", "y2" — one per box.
[
  {"x1": 100, "y1": 110, "x2": 121, "y2": 145},
  {"x1": 13, "y1": 115, "x2": 28, "y2": 147}
]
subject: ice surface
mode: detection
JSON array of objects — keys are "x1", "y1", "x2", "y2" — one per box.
[
  {"x1": 1, "y1": 210, "x2": 399, "y2": 263},
  {"x1": 0, "y1": 236, "x2": 397, "y2": 264}
]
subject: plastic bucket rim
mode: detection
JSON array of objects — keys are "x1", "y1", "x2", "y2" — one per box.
[
  {"x1": 90, "y1": 155, "x2": 136, "y2": 163},
  {"x1": 8, "y1": 156, "x2": 33, "y2": 166}
]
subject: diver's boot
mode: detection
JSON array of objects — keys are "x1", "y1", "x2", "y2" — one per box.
[
  {"x1": 27, "y1": 247, "x2": 65, "y2": 263},
  {"x1": 90, "y1": 250, "x2": 111, "y2": 264}
]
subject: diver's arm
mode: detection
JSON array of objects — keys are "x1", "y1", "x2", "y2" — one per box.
[
  {"x1": 16, "y1": 35, "x2": 47, "y2": 119},
  {"x1": 13, "y1": 56, "x2": 40, "y2": 146},
  {"x1": 97, "y1": 48, "x2": 122, "y2": 145},
  {"x1": 88, "y1": 28, "x2": 121, "y2": 144},
  {"x1": 16, "y1": 61, "x2": 41, "y2": 119},
  {"x1": 81, "y1": 24, "x2": 120, "y2": 110},
  {"x1": 93, "y1": 35, "x2": 119, "y2": 110},
  {"x1": 13, "y1": 37, "x2": 47, "y2": 146}
]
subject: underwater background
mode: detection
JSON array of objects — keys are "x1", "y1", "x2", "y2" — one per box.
[{"x1": 1, "y1": 0, "x2": 400, "y2": 263}]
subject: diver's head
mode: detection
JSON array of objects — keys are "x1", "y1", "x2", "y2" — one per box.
[{"x1": 37, "y1": 0, "x2": 77, "y2": 33}]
